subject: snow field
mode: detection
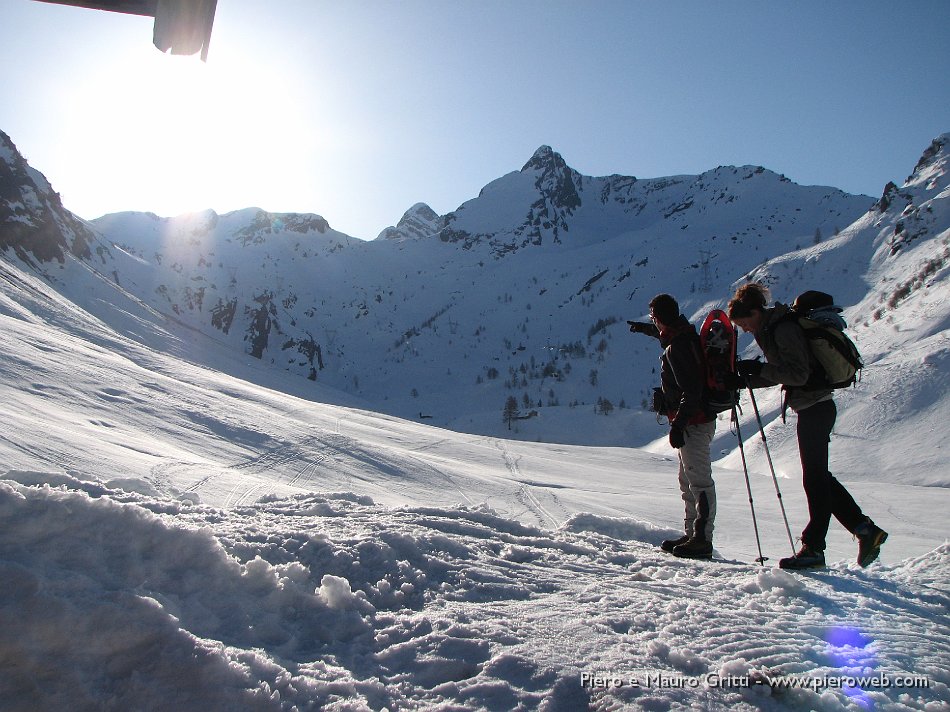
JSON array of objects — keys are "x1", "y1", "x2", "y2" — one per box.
[{"x1": 1, "y1": 476, "x2": 947, "y2": 711}]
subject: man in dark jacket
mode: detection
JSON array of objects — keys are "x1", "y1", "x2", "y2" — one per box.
[{"x1": 630, "y1": 294, "x2": 717, "y2": 559}]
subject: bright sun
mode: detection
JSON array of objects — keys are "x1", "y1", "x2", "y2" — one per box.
[{"x1": 60, "y1": 44, "x2": 317, "y2": 220}]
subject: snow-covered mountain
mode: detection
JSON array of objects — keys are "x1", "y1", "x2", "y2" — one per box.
[
  {"x1": 1, "y1": 129, "x2": 949, "y2": 710},
  {"x1": 0, "y1": 131, "x2": 94, "y2": 266},
  {"x1": 724, "y1": 134, "x2": 950, "y2": 487},
  {"x1": 3, "y1": 128, "x2": 950, "y2": 478},
  {"x1": 377, "y1": 202, "x2": 445, "y2": 242},
  {"x1": 0, "y1": 132, "x2": 883, "y2": 443}
]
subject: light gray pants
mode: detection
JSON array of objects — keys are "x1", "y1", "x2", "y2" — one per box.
[{"x1": 677, "y1": 419, "x2": 717, "y2": 541}]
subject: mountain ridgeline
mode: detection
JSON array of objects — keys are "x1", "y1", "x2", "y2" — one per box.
[{"x1": 2, "y1": 129, "x2": 948, "y2": 452}]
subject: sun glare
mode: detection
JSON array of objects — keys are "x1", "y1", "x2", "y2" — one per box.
[{"x1": 61, "y1": 44, "x2": 318, "y2": 221}]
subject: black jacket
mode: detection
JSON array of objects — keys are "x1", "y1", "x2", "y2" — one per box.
[{"x1": 647, "y1": 315, "x2": 711, "y2": 428}]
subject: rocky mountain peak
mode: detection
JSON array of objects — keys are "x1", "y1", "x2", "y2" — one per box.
[
  {"x1": 519, "y1": 145, "x2": 582, "y2": 228},
  {"x1": 883, "y1": 134, "x2": 950, "y2": 255},
  {"x1": 377, "y1": 202, "x2": 444, "y2": 241},
  {"x1": 521, "y1": 145, "x2": 565, "y2": 173},
  {"x1": 400, "y1": 203, "x2": 440, "y2": 226},
  {"x1": 0, "y1": 131, "x2": 93, "y2": 266},
  {"x1": 910, "y1": 133, "x2": 949, "y2": 184}
]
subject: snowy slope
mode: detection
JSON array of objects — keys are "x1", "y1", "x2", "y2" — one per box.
[
  {"x1": 7, "y1": 131, "x2": 946, "y2": 486},
  {"x1": 1, "y1": 130, "x2": 949, "y2": 710},
  {"x1": 0, "y1": 258, "x2": 948, "y2": 710},
  {"x1": 3, "y1": 478, "x2": 947, "y2": 711}
]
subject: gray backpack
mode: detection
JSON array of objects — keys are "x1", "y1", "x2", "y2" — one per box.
[{"x1": 789, "y1": 291, "x2": 863, "y2": 389}]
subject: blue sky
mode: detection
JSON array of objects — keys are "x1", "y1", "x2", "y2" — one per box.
[{"x1": 2, "y1": 0, "x2": 948, "y2": 239}]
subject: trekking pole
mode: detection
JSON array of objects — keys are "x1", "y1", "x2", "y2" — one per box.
[
  {"x1": 745, "y1": 382, "x2": 796, "y2": 555},
  {"x1": 732, "y1": 404, "x2": 766, "y2": 565}
]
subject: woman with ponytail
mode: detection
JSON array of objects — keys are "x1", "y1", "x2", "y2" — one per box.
[{"x1": 727, "y1": 283, "x2": 887, "y2": 569}]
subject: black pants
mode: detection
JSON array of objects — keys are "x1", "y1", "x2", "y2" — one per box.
[{"x1": 797, "y1": 399, "x2": 865, "y2": 551}]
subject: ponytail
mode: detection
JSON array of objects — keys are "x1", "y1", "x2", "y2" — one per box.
[{"x1": 728, "y1": 282, "x2": 770, "y2": 319}]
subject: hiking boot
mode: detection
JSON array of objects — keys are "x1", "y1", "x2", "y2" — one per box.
[
  {"x1": 660, "y1": 534, "x2": 690, "y2": 553},
  {"x1": 779, "y1": 544, "x2": 825, "y2": 570},
  {"x1": 855, "y1": 519, "x2": 888, "y2": 567},
  {"x1": 672, "y1": 536, "x2": 713, "y2": 560}
]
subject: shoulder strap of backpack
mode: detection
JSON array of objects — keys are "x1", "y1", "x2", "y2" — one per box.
[{"x1": 798, "y1": 317, "x2": 863, "y2": 370}]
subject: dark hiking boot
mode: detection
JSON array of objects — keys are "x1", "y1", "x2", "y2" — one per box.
[
  {"x1": 855, "y1": 519, "x2": 888, "y2": 567},
  {"x1": 672, "y1": 536, "x2": 713, "y2": 560},
  {"x1": 779, "y1": 544, "x2": 825, "y2": 570},
  {"x1": 660, "y1": 534, "x2": 690, "y2": 553}
]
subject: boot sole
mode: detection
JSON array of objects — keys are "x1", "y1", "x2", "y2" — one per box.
[
  {"x1": 672, "y1": 551, "x2": 714, "y2": 560},
  {"x1": 779, "y1": 561, "x2": 825, "y2": 570}
]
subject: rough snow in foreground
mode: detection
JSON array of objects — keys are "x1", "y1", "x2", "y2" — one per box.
[{"x1": 1, "y1": 475, "x2": 946, "y2": 711}]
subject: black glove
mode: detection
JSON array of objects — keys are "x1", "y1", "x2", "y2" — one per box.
[
  {"x1": 628, "y1": 320, "x2": 651, "y2": 334},
  {"x1": 669, "y1": 425, "x2": 686, "y2": 449},
  {"x1": 737, "y1": 358, "x2": 763, "y2": 378}
]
